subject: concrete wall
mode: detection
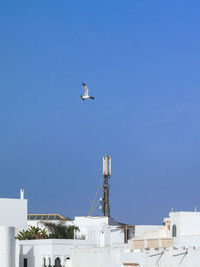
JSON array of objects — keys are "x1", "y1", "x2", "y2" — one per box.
[{"x1": 0, "y1": 198, "x2": 27, "y2": 232}]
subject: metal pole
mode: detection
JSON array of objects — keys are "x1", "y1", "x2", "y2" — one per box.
[
  {"x1": 102, "y1": 155, "x2": 111, "y2": 217},
  {"x1": 103, "y1": 175, "x2": 110, "y2": 217}
]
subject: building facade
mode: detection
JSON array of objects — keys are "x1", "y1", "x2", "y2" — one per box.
[{"x1": 1, "y1": 192, "x2": 200, "y2": 267}]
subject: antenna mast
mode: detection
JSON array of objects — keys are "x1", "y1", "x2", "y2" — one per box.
[{"x1": 102, "y1": 155, "x2": 111, "y2": 217}]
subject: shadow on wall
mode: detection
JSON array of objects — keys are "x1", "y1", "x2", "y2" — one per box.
[{"x1": 20, "y1": 246, "x2": 35, "y2": 267}]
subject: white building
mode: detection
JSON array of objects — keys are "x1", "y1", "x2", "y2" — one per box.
[
  {"x1": 0, "y1": 197, "x2": 27, "y2": 232},
  {"x1": 2, "y1": 191, "x2": 200, "y2": 266},
  {"x1": 0, "y1": 190, "x2": 27, "y2": 267},
  {"x1": 28, "y1": 214, "x2": 135, "y2": 246},
  {"x1": 19, "y1": 239, "x2": 96, "y2": 267},
  {"x1": 168, "y1": 211, "x2": 200, "y2": 247}
]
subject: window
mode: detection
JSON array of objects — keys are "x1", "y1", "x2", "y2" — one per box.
[
  {"x1": 24, "y1": 258, "x2": 28, "y2": 267},
  {"x1": 172, "y1": 224, "x2": 177, "y2": 237},
  {"x1": 55, "y1": 257, "x2": 62, "y2": 267}
]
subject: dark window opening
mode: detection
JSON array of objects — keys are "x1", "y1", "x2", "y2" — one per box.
[
  {"x1": 24, "y1": 258, "x2": 28, "y2": 267},
  {"x1": 172, "y1": 224, "x2": 177, "y2": 237},
  {"x1": 54, "y1": 257, "x2": 62, "y2": 267}
]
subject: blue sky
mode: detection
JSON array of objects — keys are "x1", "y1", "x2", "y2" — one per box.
[{"x1": 1, "y1": 0, "x2": 200, "y2": 224}]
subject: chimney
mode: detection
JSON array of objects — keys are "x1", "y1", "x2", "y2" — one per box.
[{"x1": 20, "y1": 189, "x2": 24, "y2": 199}]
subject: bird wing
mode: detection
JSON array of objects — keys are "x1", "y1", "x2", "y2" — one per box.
[{"x1": 82, "y1": 83, "x2": 88, "y2": 96}]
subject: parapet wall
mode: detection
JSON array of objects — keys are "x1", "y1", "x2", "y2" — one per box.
[{"x1": 129, "y1": 238, "x2": 174, "y2": 249}]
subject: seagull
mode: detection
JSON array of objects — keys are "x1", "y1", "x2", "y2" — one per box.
[{"x1": 81, "y1": 83, "x2": 95, "y2": 100}]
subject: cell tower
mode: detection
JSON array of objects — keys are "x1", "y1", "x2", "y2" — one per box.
[{"x1": 101, "y1": 155, "x2": 111, "y2": 217}]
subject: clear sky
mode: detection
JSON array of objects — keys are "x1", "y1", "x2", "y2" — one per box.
[{"x1": 1, "y1": 0, "x2": 200, "y2": 224}]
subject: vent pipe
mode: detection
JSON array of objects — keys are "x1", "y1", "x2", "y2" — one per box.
[{"x1": 20, "y1": 189, "x2": 24, "y2": 199}]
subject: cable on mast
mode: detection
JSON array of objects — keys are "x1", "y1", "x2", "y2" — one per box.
[{"x1": 88, "y1": 176, "x2": 104, "y2": 216}]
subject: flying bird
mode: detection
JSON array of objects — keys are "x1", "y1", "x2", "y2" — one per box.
[{"x1": 81, "y1": 83, "x2": 95, "y2": 100}]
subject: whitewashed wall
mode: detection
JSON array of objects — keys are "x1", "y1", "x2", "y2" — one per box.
[
  {"x1": 70, "y1": 246, "x2": 200, "y2": 267},
  {"x1": 19, "y1": 239, "x2": 96, "y2": 267},
  {"x1": 134, "y1": 225, "x2": 163, "y2": 238},
  {"x1": 0, "y1": 198, "x2": 27, "y2": 232},
  {"x1": 169, "y1": 212, "x2": 200, "y2": 236},
  {"x1": 0, "y1": 226, "x2": 16, "y2": 267}
]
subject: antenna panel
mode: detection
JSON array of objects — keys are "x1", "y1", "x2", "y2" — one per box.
[
  {"x1": 103, "y1": 156, "x2": 108, "y2": 176},
  {"x1": 108, "y1": 156, "x2": 111, "y2": 176}
]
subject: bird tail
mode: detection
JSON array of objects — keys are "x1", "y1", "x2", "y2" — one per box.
[{"x1": 90, "y1": 96, "x2": 95, "y2": 100}]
